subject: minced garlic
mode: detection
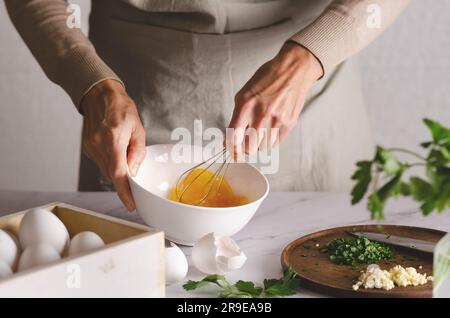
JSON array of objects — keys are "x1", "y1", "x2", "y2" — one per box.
[
  {"x1": 352, "y1": 264, "x2": 433, "y2": 291},
  {"x1": 389, "y1": 265, "x2": 433, "y2": 287},
  {"x1": 352, "y1": 264, "x2": 394, "y2": 291}
]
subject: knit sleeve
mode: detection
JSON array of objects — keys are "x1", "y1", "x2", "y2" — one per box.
[
  {"x1": 289, "y1": 0, "x2": 410, "y2": 75},
  {"x1": 5, "y1": 0, "x2": 124, "y2": 112}
]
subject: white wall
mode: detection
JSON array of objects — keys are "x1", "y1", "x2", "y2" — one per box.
[
  {"x1": 361, "y1": 0, "x2": 450, "y2": 151},
  {"x1": 0, "y1": 0, "x2": 449, "y2": 191},
  {"x1": 0, "y1": 0, "x2": 89, "y2": 191}
]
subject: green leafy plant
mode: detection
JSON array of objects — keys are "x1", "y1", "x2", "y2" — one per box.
[
  {"x1": 351, "y1": 118, "x2": 450, "y2": 220},
  {"x1": 322, "y1": 236, "x2": 393, "y2": 268},
  {"x1": 183, "y1": 267, "x2": 300, "y2": 298}
]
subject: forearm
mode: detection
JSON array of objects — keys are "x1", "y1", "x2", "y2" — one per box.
[
  {"x1": 289, "y1": 0, "x2": 411, "y2": 75},
  {"x1": 5, "y1": 0, "x2": 122, "y2": 111}
]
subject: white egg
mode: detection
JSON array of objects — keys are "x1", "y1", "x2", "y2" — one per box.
[
  {"x1": 68, "y1": 231, "x2": 105, "y2": 256},
  {"x1": 19, "y1": 208, "x2": 69, "y2": 255},
  {"x1": 18, "y1": 243, "x2": 61, "y2": 271},
  {"x1": 0, "y1": 260, "x2": 13, "y2": 279},
  {"x1": 192, "y1": 232, "x2": 247, "y2": 275},
  {"x1": 165, "y1": 242, "x2": 188, "y2": 285},
  {"x1": 0, "y1": 229, "x2": 20, "y2": 269}
]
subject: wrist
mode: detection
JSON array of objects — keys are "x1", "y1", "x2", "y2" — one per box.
[
  {"x1": 87, "y1": 79, "x2": 125, "y2": 98},
  {"x1": 80, "y1": 79, "x2": 125, "y2": 115},
  {"x1": 278, "y1": 42, "x2": 324, "y2": 82}
]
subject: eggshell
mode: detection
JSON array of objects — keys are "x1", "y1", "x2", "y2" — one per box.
[
  {"x1": 192, "y1": 232, "x2": 247, "y2": 274},
  {"x1": 19, "y1": 208, "x2": 70, "y2": 255},
  {"x1": 0, "y1": 260, "x2": 13, "y2": 279},
  {"x1": 18, "y1": 243, "x2": 61, "y2": 271},
  {"x1": 165, "y1": 242, "x2": 188, "y2": 285},
  {"x1": 0, "y1": 229, "x2": 20, "y2": 269},
  {"x1": 68, "y1": 231, "x2": 105, "y2": 256},
  {"x1": 215, "y1": 236, "x2": 247, "y2": 271}
]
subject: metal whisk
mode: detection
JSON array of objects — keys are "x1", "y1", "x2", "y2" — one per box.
[{"x1": 175, "y1": 147, "x2": 232, "y2": 205}]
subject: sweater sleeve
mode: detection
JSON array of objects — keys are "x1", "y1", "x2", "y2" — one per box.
[
  {"x1": 289, "y1": 0, "x2": 410, "y2": 75},
  {"x1": 5, "y1": 0, "x2": 123, "y2": 112}
]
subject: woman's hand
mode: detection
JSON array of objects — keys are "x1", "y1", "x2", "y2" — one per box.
[
  {"x1": 81, "y1": 80, "x2": 146, "y2": 211},
  {"x1": 227, "y1": 42, "x2": 323, "y2": 154}
]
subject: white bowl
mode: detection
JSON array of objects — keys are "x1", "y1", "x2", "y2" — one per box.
[{"x1": 127, "y1": 144, "x2": 269, "y2": 246}]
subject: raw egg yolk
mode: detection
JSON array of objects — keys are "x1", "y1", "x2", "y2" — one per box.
[{"x1": 168, "y1": 168, "x2": 249, "y2": 207}]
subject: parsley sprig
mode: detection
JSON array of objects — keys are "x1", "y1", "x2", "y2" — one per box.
[
  {"x1": 183, "y1": 267, "x2": 300, "y2": 298},
  {"x1": 322, "y1": 236, "x2": 393, "y2": 268},
  {"x1": 351, "y1": 118, "x2": 450, "y2": 220}
]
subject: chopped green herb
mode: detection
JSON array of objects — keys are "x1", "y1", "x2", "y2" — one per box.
[
  {"x1": 322, "y1": 236, "x2": 393, "y2": 267},
  {"x1": 302, "y1": 244, "x2": 311, "y2": 249}
]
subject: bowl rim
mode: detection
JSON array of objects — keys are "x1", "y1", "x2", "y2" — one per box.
[{"x1": 127, "y1": 144, "x2": 270, "y2": 211}]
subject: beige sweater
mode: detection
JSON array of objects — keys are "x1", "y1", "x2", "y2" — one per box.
[{"x1": 5, "y1": 0, "x2": 410, "y2": 111}]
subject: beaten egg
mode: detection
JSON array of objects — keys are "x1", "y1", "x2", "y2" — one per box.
[{"x1": 168, "y1": 168, "x2": 249, "y2": 207}]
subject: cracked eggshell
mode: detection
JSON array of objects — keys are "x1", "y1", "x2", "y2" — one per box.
[
  {"x1": 19, "y1": 208, "x2": 70, "y2": 255},
  {"x1": 0, "y1": 260, "x2": 13, "y2": 279},
  {"x1": 68, "y1": 231, "x2": 105, "y2": 256},
  {"x1": 0, "y1": 229, "x2": 20, "y2": 269},
  {"x1": 191, "y1": 233, "x2": 247, "y2": 275},
  {"x1": 165, "y1": 242, "x2": 188, "y2": 285},
  {"x1": 18, "y1": 243, "x2": 61, "y2": 272}
]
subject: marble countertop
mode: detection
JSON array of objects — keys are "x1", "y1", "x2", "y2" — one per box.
[{"x1": 0, "y1": 190, "x2": 448, "y2": 298}]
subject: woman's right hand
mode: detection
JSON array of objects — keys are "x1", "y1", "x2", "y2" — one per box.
[{"x1": 80, "y1": 80, "x2": 146, "y2": 211}]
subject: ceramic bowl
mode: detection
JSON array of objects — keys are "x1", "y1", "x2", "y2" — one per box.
[{"x1": 127, "y1": 144, "x2": 269, "y2": 245}]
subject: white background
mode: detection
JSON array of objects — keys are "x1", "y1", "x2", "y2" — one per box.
[{"x1": 0, "y1": 0, "x2": 449, "y2": 191}]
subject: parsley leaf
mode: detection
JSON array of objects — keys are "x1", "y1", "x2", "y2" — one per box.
[
  {"x1": 368, "y1": 172, "x2": 404, "y2": 220},
  {"x1": 263, "y1": 269, "x2": 300, "y2": 297},
  {"x1": 183, "y1": 267, "x2": 300, "y2": 298},
  {"x1": 424, "y1": 118, "x2": 450, "y2": 145},
  {"x1": 350, "y1": 118, "x2": 450, "y2": 220},
  {"x1": 351, "y1": 161, "x2": 372, "y2": 204},
  {"x1": 183, "y1": 274, "x2": 230, "y2": 291},
  {"x1": 234, "y1": 280, "x2": 263, "y2": 297}
]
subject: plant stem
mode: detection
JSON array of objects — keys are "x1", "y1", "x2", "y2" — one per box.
[
  {"x1": 408, "y1": 163, "x2": 427, "y2": 168},
  {"x1": 387, "y1": 148, "x2": 426, "y2": 161},
  {"x1": 372, "y1": 169, "x2": 380, "y2": 193}
]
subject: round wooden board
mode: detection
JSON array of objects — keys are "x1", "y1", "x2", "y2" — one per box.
[{"x1": 281, "y1": 225, "x2": 446, "y2": 298}]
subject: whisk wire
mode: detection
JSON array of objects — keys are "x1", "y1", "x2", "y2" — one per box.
[
  {"x1": 215, "y1": 153, "x2": 231, "y2": 195},
  {"x1": 198, "y1": 153, "x2": 232, "y2": 204},
  {"x1": 176, "y1": 148, "x2": 230, "y2": 203}
]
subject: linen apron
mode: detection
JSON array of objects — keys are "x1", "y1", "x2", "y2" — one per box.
[{"x1": 79, "y1": 0, "x2": 374, "y2": 192}]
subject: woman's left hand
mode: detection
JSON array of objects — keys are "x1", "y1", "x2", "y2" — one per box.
[{"x1": 227, "y1": 42, "x2": 323, "y2": 154}]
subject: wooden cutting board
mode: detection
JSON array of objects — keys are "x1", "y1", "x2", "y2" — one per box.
[{"x1": 281, "y1": 225, "x2": 446, "y2": 298}]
